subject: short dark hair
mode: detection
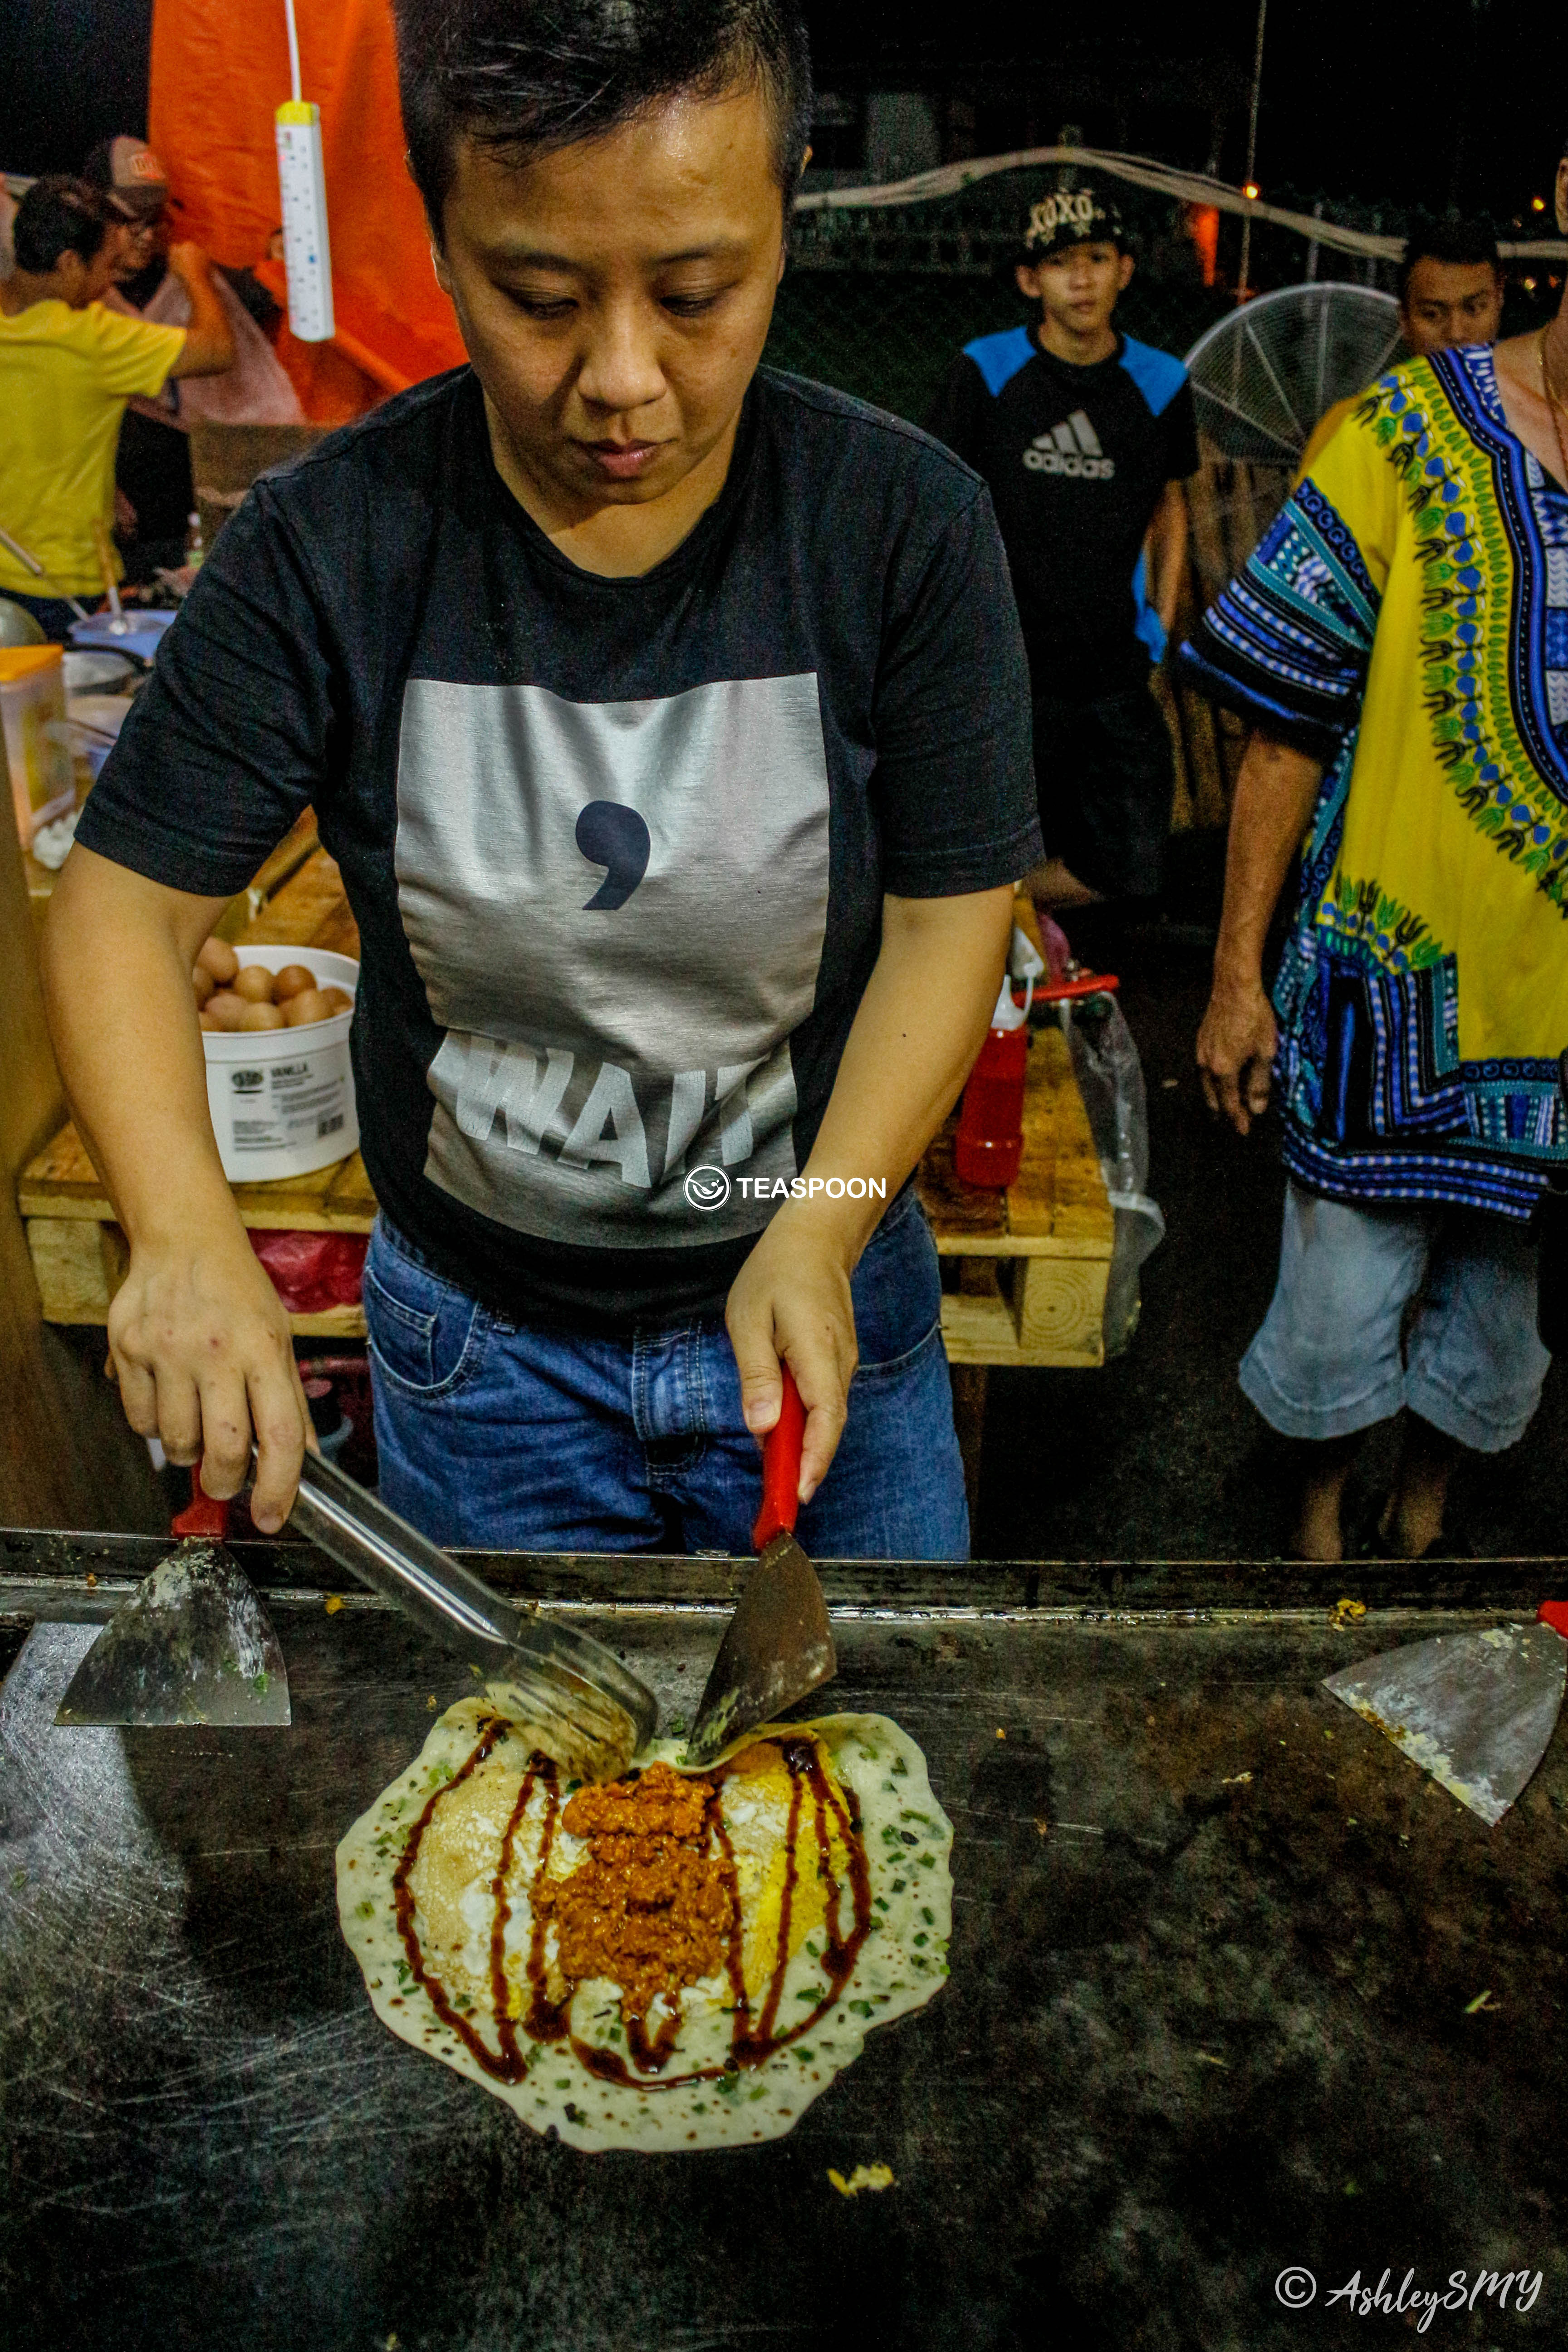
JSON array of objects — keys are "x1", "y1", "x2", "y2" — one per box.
[
  {"x1": 393, "y1": 0, "x2": 812, "y2": 235},
  {"x1": 12, "y1": 176, "x2": 111, "y2": 274},
  {"x1": 1396, "y1": 212, "x2": 1500, "y2": 305}
]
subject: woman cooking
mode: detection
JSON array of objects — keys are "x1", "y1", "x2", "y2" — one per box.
[{"x1": 42, "y1": 0, "x2": 1040, "y2": 1561}]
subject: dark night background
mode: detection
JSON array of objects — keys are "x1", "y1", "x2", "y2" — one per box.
[{"x1": 0, "y1": 0, "x2": 1561, "y2": 228}]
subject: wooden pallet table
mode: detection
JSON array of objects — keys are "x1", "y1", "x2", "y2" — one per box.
[
  {"x1": 20, "y1": 1019, "x2": 1112, "y2": 1379},
  {"x1": 19, "y1": 1124, "x2": 376, "y2": 1338},
  {"x1": 917, "y1": 1019, "x2": 1115, "y2": 1513},
  {"x1": 918, "y1": 1020, "x2": 1115, "y2": 1370},
  {"x1": 18, "y1": 852, "x2": 1112, "y2": 1509}
]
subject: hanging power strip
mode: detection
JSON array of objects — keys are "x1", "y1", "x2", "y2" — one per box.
[{"x1": 275, "y1": 99, "x2": 335, "y2": 343}]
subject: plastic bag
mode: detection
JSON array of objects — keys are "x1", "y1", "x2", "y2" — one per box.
[
  {"x1": 1058, "y1": 991, "x2": 1166, "y2": 1357},
  {"x1": 249, "y1": 1228, "x2": 368, "y2": 1313}
]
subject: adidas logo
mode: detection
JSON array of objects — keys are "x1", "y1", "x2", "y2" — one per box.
[{"x1": 1023, "y1": 411, "x2": 1115, "y2": 478}]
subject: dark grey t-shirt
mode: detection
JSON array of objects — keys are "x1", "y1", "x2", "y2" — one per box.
[{"x1": 78, "y1": 364, "x2": 1039, "y2": 1330}]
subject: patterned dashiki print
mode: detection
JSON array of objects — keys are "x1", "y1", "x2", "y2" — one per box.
[{"x1": 1181, "y1": 343, "x2": 1568, "y2": 1220}]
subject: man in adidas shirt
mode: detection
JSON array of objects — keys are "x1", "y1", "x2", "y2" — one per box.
[{"x1": 930, "y1": 179, "x2": 1198, "y2": 906}]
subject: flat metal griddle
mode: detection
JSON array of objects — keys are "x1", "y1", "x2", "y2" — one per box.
[{"x1": 3, "y1": 1532, "x2": 1566, "y2": 2352}]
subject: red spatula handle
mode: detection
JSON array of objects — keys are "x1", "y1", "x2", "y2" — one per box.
[
  {"x1": 752, "y1": 1365, "x2": 806, "y2": 1551},
  {"x1": 172, "y1": 1463, "x2": 230, "y2": 1539},
  {"x1": 1538, "y1": 1600, "x2": 1568, "y2": 1638}
]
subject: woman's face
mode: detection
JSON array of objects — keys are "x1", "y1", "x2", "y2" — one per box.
[{"x1": 432, "y1": 85, "x2": 787, "y2": 519}]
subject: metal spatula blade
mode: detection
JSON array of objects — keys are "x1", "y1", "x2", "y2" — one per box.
[
  {"x1": 1324, "y1": 1616, "x2": 1568, "y2": 1826},
  {"x1": 54, "y1": 1539, "x2": 290, "y2": 1729},
  {"x1": 685, "y1": 1369, "x2": 836, "y2": 1766},
  {"x1": 684, "y1": 1529, "x2": 836, "y2": 1765}
]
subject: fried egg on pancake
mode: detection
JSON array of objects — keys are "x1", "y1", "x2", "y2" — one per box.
[{"x1": 336, "y1": 1705, "x2": 952, "y2": 2153}]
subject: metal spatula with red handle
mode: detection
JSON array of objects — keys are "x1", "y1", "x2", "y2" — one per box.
[
  {"x1": 684, "y1": 1366, "x2": 837, "y2": 1766},
  {"x1": 1323, "y1": 1599, "x2": 1568, "y2": 1825}
]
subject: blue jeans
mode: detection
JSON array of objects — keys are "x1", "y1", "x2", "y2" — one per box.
[{"x1": 363, "y1": 1185, "x2": 969, "y2": 1558}]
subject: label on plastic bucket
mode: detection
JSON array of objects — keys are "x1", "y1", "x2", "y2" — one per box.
[{"x1": 224, "y1": 1052, "x2": 349, "y2": 1156}]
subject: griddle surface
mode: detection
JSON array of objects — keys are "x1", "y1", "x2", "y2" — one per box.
[{"x1": 2, "y1": 1539, "x2": 1564, "y2": 2350}]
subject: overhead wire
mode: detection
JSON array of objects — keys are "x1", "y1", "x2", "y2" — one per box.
[{"x1": 793, "y1": 145, "x2": 1568, "y2": 268}]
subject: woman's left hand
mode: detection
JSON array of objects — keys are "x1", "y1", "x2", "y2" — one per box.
[{"x1": 724, "y1": 1201, "x2": 860, "y2": 1506}]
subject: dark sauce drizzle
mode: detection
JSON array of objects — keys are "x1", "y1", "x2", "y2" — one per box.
[{"x1": 391, "y1": 1724, "x2": 873, "y2": 2095}]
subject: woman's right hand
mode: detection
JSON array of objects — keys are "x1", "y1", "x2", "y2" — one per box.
[
  {"x1": 40, "y1": 850, "x2": 310, "y2": 1533},
  {"x1": 107, "y1": 1218, "x2": 311, "y2": 1532}
]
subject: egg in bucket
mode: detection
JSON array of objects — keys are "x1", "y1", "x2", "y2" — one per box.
[{"x1": 200, "y1": 943, "x2": 359, "y2": 1181}]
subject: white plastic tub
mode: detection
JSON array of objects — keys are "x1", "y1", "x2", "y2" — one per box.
[{"x1": 202, "y1": 944, "x2": 359, "y2": 1181}]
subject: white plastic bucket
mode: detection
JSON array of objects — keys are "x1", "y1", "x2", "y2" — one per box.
[{"x1": 202, "y1": 944, "x2": 359, "y2": 1181}]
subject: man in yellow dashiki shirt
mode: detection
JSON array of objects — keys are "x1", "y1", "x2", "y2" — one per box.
[{"x1": 1186, "y1": 142, "x2": 1568, "y2": 1563}]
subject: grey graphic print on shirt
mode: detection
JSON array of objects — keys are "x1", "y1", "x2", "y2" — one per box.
[{"x1": 395, "y1": 673, "x2": 831, "y2": 1250}]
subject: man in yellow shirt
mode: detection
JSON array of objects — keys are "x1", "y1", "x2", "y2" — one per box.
[
  {"x1": 1294, "y1": 214, "x2": 1503, "y2": 485},
  {"x1": 0, "y1": 178, "x2": 233, "y2": 635}
]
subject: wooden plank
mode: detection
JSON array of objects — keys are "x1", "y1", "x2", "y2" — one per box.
[
  {"x1": 25, "y1": 1215, "x2": 366, "y2": 1338},
  {"x1": 916, "y1": 1120, "x2": 1008, "y2": 1239},
  {"x1": 1009, "y1": 1026, "x2": 1116, "y2": 1253},
  {"x1": 22, "y1": 1119, "x2": 377, "y2": 1234},
  {"x1": 1014, "y1": 1253, "x2": 1108, "y2": 1364},
  {"x1": 17, "y1": 1119, "x2": 105, "y2": 1215},
  {"x1": 289, "y1": 1304, "x2": 368, "y2": 1338},
  {"x1": 228, "y1": 1161, "x2": 355, "y2": 1232},
  {"x1": 235, "y1": 843, "x2": 360, "y2": 959},
  {"x1": 940, "y1": 1289, "x2": 1018, "y2": 1355},
  {"x1": 1008, "y1": 1028, "x2": 1072, "y2": 1236},
  {"x1": 918, "y1": 1026, "x2": 1114, "y2": 1261},
  {"x1": 323, "y1": 1152, "x2": 378, "y2": 1228},
  {"x1": 918, "y1": 1011, "x2": 1114, "y2": 1371},
  {"x1": 25, "y1": 1217, "x2": 129, "y2": 1324},
  {"x1": 940, "y1": 1288, "x2": 1106, "y2": 1369},
  {"x1": 27, "y1": 1218, "x2": 112, "y2": 1322},
  {"x1": 212, "y1": 809, "x2": 320, "y2": 941}
]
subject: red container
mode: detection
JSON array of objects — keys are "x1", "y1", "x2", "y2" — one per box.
[{"x1": 955, "y1": 1022, "x2": 1028, "y2": 1190}]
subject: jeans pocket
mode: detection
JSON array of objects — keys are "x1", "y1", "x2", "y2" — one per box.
[
  {"x1": 852, "y1": 1315, "x2": 947, "y2": 1387},
  {"x1": 363, "y1": 1220, "x2": 491, "y2": 1396},
  {"x1": 851, "y1": 1189, "x2": 943, "y2": 1371}
]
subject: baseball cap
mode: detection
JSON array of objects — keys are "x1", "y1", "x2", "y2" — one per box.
[
  {"x1": 82, "y1": 135, "x2": 169, "y2": 222},
  {"x1": 1023, "y1": 180, "x2": 1124, "y2": 260}
]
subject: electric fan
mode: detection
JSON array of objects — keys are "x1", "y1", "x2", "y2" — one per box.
[{"x1": 1183, "y1": 282, "x2": 1403, "y2": 602}]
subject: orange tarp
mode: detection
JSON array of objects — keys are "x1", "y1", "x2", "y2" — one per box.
[{"x1": 148, "y1": 0, "x2": 467, "y2": 420}]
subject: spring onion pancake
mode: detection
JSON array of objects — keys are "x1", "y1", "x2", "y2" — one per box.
[{"x1": 337, "y1": 1701, "x2": 952, "y2": 2152}]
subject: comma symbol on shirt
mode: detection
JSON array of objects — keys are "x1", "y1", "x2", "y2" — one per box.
[{"x1": 576, "y1": 800, "x2": 651, "y2": 911}]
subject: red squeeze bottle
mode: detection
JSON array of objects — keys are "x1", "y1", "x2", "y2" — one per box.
[{"x1": 954, "y1": 980, "x2": 1029, "y2": 1190}]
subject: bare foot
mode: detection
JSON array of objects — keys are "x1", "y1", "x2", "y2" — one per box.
[
  {"x1": 1290, "y1": 1434, "x2": 1361, "y2": 1562},
  {"x1": 1379, "y1": 1415, "x2": 1461, "y2": 1558}
]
